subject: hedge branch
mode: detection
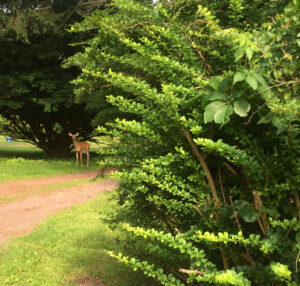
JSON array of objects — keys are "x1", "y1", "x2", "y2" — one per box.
[
  {"x1": 253, "y1": 190, "x2": 268, "y2": 237},
  {"x1": 183, "y1": 130, "x2": 221, "y2": 207},
  {"x1": 295, "y1": 192, "x2": 300, "y2": 220}
]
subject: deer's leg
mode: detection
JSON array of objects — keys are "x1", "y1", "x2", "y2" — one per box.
[
  {"x1": 87, "y1": 152, "x2": 90, "y2": 167},
  {"x1": 80, "y1": 152, "x2": 83, "y2": 167},
  {"x1": 76, "y1": 152, "x2": 79, "y2": 167}
]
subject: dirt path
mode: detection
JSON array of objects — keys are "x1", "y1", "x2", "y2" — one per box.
[{"x1": 0, "y1": 170, "x2": 118, "y2": 246}]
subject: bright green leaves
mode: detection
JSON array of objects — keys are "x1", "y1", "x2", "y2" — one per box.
[
  {"x1": 107, "y1": 251, "x2": 185, "y2": 286},
  {"x1": 269, "y1": 262, "x2": 292, "y2": 282},
  {"x1": 245, "y1": 46, "x2": 253, "y2": 61},
  {"x1": 232, "y1": 32, "x2": 259, "y2": 62},
  {"x1": 215, "y1": 270, "x2": 251, "y2": 286},
  {"x1": 67, "y1": 1, "x2": 300, "y2": 285},
  {"x1": 233, "y1": 99, "x2": 250, "y2": 117}
]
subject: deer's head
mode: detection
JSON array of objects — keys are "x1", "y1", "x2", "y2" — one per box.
[{"x1": 68, "y1": 132, "x2": 79, "y2": 141}]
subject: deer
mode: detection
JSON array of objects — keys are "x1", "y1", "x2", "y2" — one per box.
[{"x1": 68, "y1": 132, "x2": 90, "y2": 167}]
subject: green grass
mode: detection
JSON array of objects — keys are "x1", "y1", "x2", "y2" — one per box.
[
  {"x1": 0, "y1": 192, "x2": 149, "y2": 286},
  {"x1": 0, "y1": 138, "x2": 100, "y2": 182}
]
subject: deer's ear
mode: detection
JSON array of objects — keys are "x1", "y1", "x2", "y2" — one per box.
[
  {"x1": 68, "y1": 133, "x2": 72, "y2": 136},
  {"x1": 75, "y1": 132, "x2": 79, "y2": 136}
]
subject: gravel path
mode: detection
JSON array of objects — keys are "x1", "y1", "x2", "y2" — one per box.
[{"x1": 0, "y1": 170, "x2": 118, "y2": 246}]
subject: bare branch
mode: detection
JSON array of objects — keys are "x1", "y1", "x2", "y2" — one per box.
[
  {"x1": 296, "y1": 250, "x2": 300, "y2": 273},
  {"x1": 223, "y1": 161, "x2": 238, "y2": 177},
  {"x1": 178, "y1": 269, "x2": 204, "y2": 275},
  {"x1": 183, "y1": 129, "x2": 221, "y2": 207},
  {"x1": 218, "y1": 169, "x2": 227, "y2": 205}
]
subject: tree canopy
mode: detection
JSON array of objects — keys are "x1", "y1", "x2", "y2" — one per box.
[
  {"x1": 67, "y1": 0, "x2": 300, "y2": 284},
  {"x1": 0, "y1": 0, "x2": 107, "y2": 155}
]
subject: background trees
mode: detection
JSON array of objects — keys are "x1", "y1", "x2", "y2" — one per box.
[
  {"x1": 68, "y1": 0, "x2": 300, "y2": 285},
  {"x1": 0, "y1": 0, "x2": 108, "y2": 156}
]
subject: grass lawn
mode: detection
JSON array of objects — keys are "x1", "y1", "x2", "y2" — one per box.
[
  {"x1": 0, "y1": 137, "x2": 152, "y2": 285},
  {"x1": 0, "y1": 192, "x2": 149, "y2": 286},
  {"x1": 0, "y1": 136, "x2": 100, "y2": 182}
]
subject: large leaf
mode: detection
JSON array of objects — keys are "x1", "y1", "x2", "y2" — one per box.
[
  {"x1": 234, "y1": 200, "x2": 259, "y2": 223},
  {"x1": 207, "y1": 91, "x2": 227, "y2": 102},
  {"x1": 245, "y1": 46, "x2": 253, "y2": 60},
  {"x1": 233, "y1": 99, "x2": 251, "y2": 117},
  {"x1": 234, "y1": 48, "x2": 245, "y2": 61},
  {"x1": 213, "y1": 104, "x2": 233, "y2": 124},
  {"x1": 252, "y1": 72, "x2": 266, "y2": 86},
  {"x1": 204, "y1": 101, "x2": 225, "y2": 123},
  {"x1": 233, "y1": 72, "x2": 246, "y2": 85},
  {"x1": 257, "y1": 115, "x2": 272, "y2": 124},
  {"x1": 208, "y1": 76, "x2": 223, "y2": 90},
  {"x1": 246, "y1": 75, "x2": 258, "y2": 90}
]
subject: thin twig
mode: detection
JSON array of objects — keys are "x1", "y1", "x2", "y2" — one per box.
[
  {"x1": 296, "y1": 250, "x2": 300, "y2": 273},
  {"x1": 194, "y1": 86, "x2": 205, "y2": 90},
  {"x1": 193, "y1": 205, "x2": 204, "y2": 216},
  {"x1": 101, "y1": 83, "x2": 113, "y2": 88},
  {"x1": 79, "y1": 0, "x2": 107, "y2": 6},
  {"x1": 175, "y1": 228, "x2": 181, "y2": 235},
  {"x1": 249, "y1": 80, "x2": 299, "y2": 98},
  {"x1": 244, "y1": 102, "x2": 267, "y2": 125},
  {"x1": 183, "y1": 31, "x2": 211, "y2": 70},
  {"x1": 178, "y1": 269, "x2": 204, "y2": 275},
  {"x1": 221, "y1": 250, "x2": 229, "y2": 270},
  {"x1": 230, "y1": 196, "x2": 254, "y2": 264},
  {"x1": 253, "y1": 190, "x2": 268, "y2": 237},
  {"x1": 58, "y1": 0, "x2": 83, "y2": 28},
  {"x1": 223, "y1": 162, "x2": 238, "y2": 177},
  {"x1": 229, "y1": 196, "x2": 242, "y2": 231},
  {"x1": 120, "y1": 21, "x2": 151, "y2": 31},
  {"x1": 218, "y1": 168, "x2": 227, "y2": 205},
  {"x1": 295, "y1": 193, "x2": 300, "y2": 220}
]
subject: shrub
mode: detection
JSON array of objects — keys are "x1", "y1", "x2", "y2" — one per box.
[{"x1": 68, "y1": 0, "x2": 300, "y2": 285}]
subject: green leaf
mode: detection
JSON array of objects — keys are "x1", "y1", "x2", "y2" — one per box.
[
  {"x1": 234, "y1": 200, "x2": 259, "y2": 222},
  {"x1": 252, "y1": 72, "x2": 266, "y2": 86},
  {"x1": 257, "y1": 116, "x2": 272, "y2": 124},
  {"x1": 208, "y1": 76, "x2": 223, "y2": 90},
  {"x1": 218, "y1": 77, "x2": 231, "y2": 92},
  {"x1": 182, "y1": 93, "x2": 203, "y2": 109},
  {"x1": 246, "y1": 75, "x2": 257, "y2": 90},
  {"x1": 233, "y1": 72, "x2": 246, "y2": 85},
  {"x1": 204, "y1": 101, "x2": 225, "y2": 123},
  {"x1": 296, "y1": 232, "x2": 300, "y2": 243},
  {"x1": 233, "y1": 99, "x2": 250, "y2": 117},
  {"x1": 245, "y1": 46, "x2": 253, "y2": 60},
  {"x1": 239, "y1": 207, "x2": 259, "y2": 222},
  {"x1": 207, "y1": 92, "x2": 227, "y2": 101},
  {"x1": 44, "y1": 103, "x2": 51, "y2": 113},
  {"x1": 234, "y1": 48, "x2": 245, "y2": 61},
  {"x1": 272, "y1": 117, "x2": 287, "y2": 135},
  {"x1": 214, "y1": 104, "x2": 233, "y2": 124}
]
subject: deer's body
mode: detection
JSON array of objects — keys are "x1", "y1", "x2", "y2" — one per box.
[{"x1": 69, "y1": 132, "x2": 90, "y2": 167}]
